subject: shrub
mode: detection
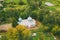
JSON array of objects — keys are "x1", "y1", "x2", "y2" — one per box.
[
  {"x1": 30, "y1": 9, "x2": 40, "y2": 20},
  {"x1": 51, "y1": 25, "x2": 60, "y2": 36},
  {"x1": 6, "y1": 25, "x2": 32, "y2": 40},
  {"x1": 22, "y1": 29, "x2": 31, "y2": 40},
  {"x1": 6, "y1": 28, "x2": 18, "y2": 40},
  {"x1": 16, "y1": 25, "x2": 27, "y2": 31},
  {"x1": 16, "y1": 25, "x2": 31, "y2": 40}
]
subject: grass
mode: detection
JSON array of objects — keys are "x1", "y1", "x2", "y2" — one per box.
[{"x1": 0, "y1": 32, "x2": 55, "y2": 40}]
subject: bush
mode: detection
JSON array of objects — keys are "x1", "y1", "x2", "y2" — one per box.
[
  {"x1": 6, "y1": 25, "x2": 31, "y2": 40},
  {"x1": 16, "y1": 25, "x2": 31, "y2": 40},
  {"x1": 6, "y1": 28, "x2": 18, "y2": 40},
  {"x1": 16, "y1": 25, "x2": 27, "y2": 31},
  {"x1": 51, "y1": 25, "x2": 60, "y2": 36},
  {"x1": 22, "y1": 29, "x2": 31, "y2": 40}
]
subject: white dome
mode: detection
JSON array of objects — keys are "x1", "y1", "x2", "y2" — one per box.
[
  {"x1": 18, "y1": 18, "x2": 22, "y2": 21},
  {"x1": 27, "y1": 16, "x2": 32, "y2": 21}
]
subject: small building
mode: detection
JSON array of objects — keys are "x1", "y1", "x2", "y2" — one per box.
[{"x1": 18, "y1": 16, "x2": 36, "y2": 28}]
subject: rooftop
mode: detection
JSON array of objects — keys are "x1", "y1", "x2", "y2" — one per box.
[{"x1": 18, "y1": 17, "x2": 36, "y2": 28}]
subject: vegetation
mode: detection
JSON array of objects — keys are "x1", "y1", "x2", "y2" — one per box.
[
  {"x1": 0, "y1": 24, "x2": 55, "y2": 40},
  {"x1": 0, "y1": 0, "x2": 60, "y2": 40}
]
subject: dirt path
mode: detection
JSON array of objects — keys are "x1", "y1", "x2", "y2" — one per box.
[{"x1": 0, "y1": 23, "x2": 12, "y2": 31}]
